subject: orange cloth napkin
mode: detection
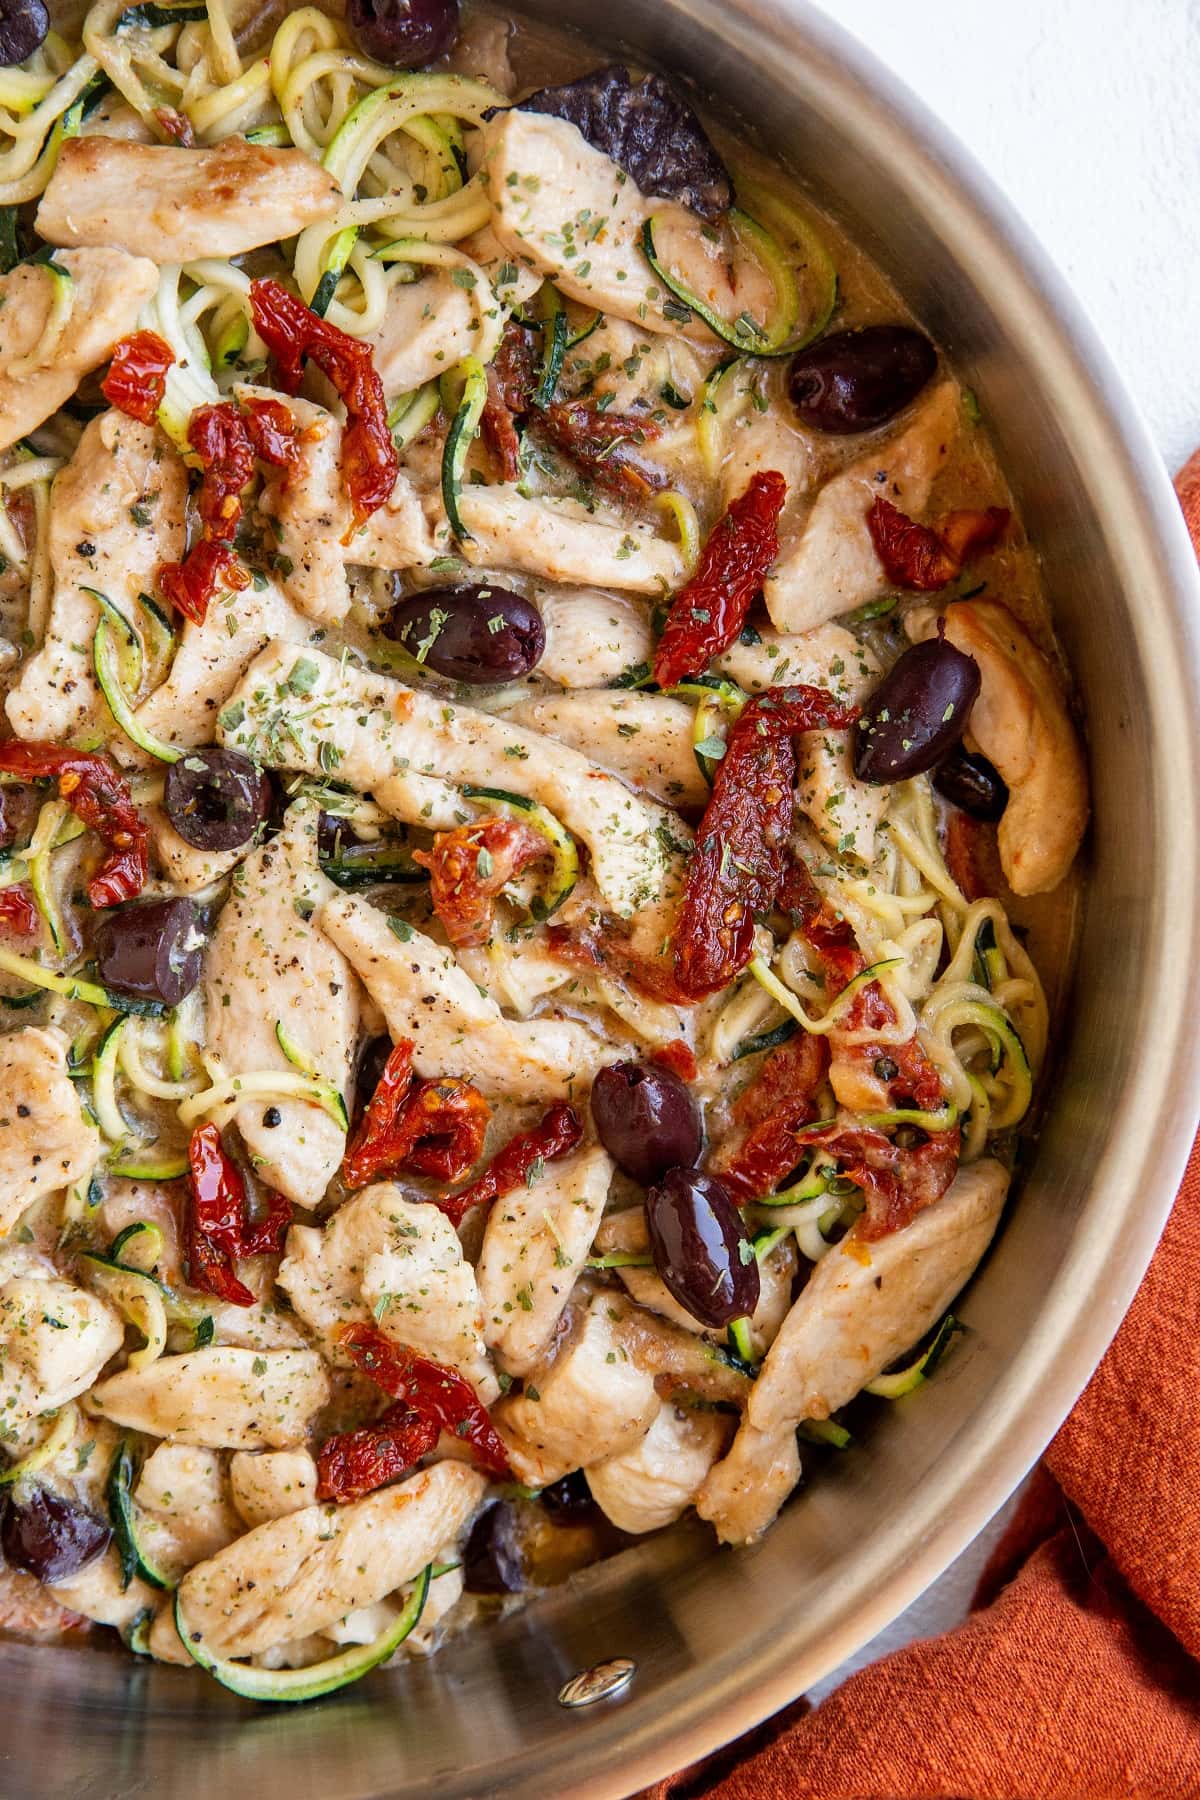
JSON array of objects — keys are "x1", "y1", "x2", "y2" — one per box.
[{"x1": 648, "y1": 457, "x2": 1200, "y2": 1800}]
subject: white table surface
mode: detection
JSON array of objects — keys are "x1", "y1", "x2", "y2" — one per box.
[
  {"x1": 824, "y1": 0, "x2": 1200, "y2": 476},
  {"x1": 807, "y1": 0, "x2": 1200, "y2": 1700}
]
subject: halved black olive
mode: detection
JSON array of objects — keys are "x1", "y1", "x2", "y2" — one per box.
[
  {"x1": 345, "y1": 0, "x2": 459, "y2": 67},
  {"x1": 788, "y1": 326, "x2": 938, "y2": 435},
  {"x1": 853, "y1": 636, "x2": 981, "y2": 784},
  {"x1": 591, "y1": 1062, "x2": 702, "y2": 1186},
  {"x1": 645, "y1": 1168, "x2": 759, "y2": 1329},
  {"x1": 933, "y1": 747, "x2": 1009, "y2": 821},
  {"x1": 1, "y1": 1, "x2": 50, "y2": 66},
  {"x1": 462, "y1": 1500, "x2": 526, "y2": 1594},
  {"x1": 384, "y1": 585, "x2": 544, "y2": 684},
  {"x1": 94, "y1": 896, "x2": 205, "y2": 1006},
  {"x1": 163, "y1": 747, "x2": 272, "y2": 852},
  {"x1": 519, "y1": 65, "x2": 733, "y2": 221},
  {"x1": 0, "y1": 1487, "x2": 111, "y2": 1585}
]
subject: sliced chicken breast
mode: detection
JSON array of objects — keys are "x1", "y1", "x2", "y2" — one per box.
[
  {"x1": 37, "y1": 138, "x2": 340, "y2": 262},
  {"x1": 87, "y1": 1347, "x2": 331, "y2": 1450},
  {"x1": 0, "y1": 1028, "x2": 101, "y2": 1237}
]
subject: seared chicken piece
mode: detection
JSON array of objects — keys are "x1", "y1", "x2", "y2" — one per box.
[
  {"x1": 478, "y1": 1145, "x2": 612, "y2": 1377},
  {"x1": 7, "y1": 411, "x2": 186, "y2": 744},
  {"x1": 0, "y1": 1261, "x2": 123, "y2": 1428},
  {"x1": 176, "y1": 1460, "x2": 486, "y2": 1658},
  {"x1": 366, "y1": 272, "x2": 481, "y2": 396},
  {"x1": 504, "y1": 691, "x2": 709, "y2": 810},
  {"x1": 135, "y1": 1445, "x2": 244, "y2": 1583},
  {"x1": 537, "y1": 587, "x2": 654, "y2": 688},
  {"x1": 494, "y1": 1295, "x2": 662, "y2": 1486},
  {"x1": 482, "y1": 110, "x2": 752, "y2": 343},
  {"x1": 586, "y1": 1404, "x2": 729, "y2": 1534},
  {"x1": 87, "y1": 1347, "x2": 331, "y2": 1450},
  {"x1": 220, "y1": 641, "x2": 689, "y2": 928},
  {"x1": 229, "y1": 1450, "x2": 319, "y2": 1529},
  {"x1": 697, "y1": 1159, "x2": 1009, "y2": 1543},
  {"x1": 278, "y1": 1183, "x2": 498, "y2": 1401},
  {"x1": 204, "y1": 801, "x2": 358, "y2": 1208},
  {"x1": 318, "y1": 895, "x2": 615, "y2": 1102},
  {"x1": 0, "y1": 1029, "x2": 101, "y2": 1237},
  {"x1": 36, "y1": 137, "x2": 340, "y2": 262},
  {"x1": 453, "y1": 486, "x2": 685, "y2": 593},
  {"x1": 764, "y1": 383, "x2": 960, "y2": 634},
  {"x1": 0, "y1": 248, "x2": 158, "y2": 452},
  {"x1": 909, "y1": 599, "x2": 1089, "y2": 894}
]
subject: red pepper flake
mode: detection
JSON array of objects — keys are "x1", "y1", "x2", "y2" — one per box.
[
  {"x1": 0, "y1": 743, "x2": 147, "y2": 908},
  {"x1": 413, "y1": 817, "x2": 550, "y2": 950},
  {"x1": 672, "y1": 684, "x2": 857, "y2": 999},
  {"x1": 315, "y1": 1404, "x2": 439, "y2": 1504},
  {"x1": 250, "y1": 277, "x2": 397, "y2": 527},
  {"x1": 653, "y1": 470, "x2": 787, "y2": 689},
  {"x1": 101, "y1": 331, "x2": 175, "y2": 425},
  {"x1": 342, "y1": 1040, "x2": 491, "y2": 1190},
  {"x1": 866, "y1": 497, "x2": 1009, "y2": 592},
  {"x1": 183, "y1": 1123, "x2": 291, "y2": 1308},
  {"x1": 340, "y1": 1323, "x2": 510, "y2": 1478},
  {"x1": 537, "y1": 400, "x2": 669, "y2": 502},
  {"x1": 438, "y1": 1102, "x2": 583, "y2": 1229},
  {"x1": 0, "y1": 885, "x2": 36, "y2": 935}
]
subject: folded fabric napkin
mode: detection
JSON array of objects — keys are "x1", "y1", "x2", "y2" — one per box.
[{"x1": 647, "y1": 455, "x2": 1200, "y2": 1800}]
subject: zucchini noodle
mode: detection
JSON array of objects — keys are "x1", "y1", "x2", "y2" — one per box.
[
  {"x1": 119, "y1": 1017, "x2": 203, "y2": 1100},
  {"x1": 1, "y1": 453, "x2": 61, "y2": 646}
]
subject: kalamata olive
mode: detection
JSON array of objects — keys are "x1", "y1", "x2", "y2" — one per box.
[
  {"x1": 540, "y1": 1470, "x2": 597, "y2": 1524},
  {"x1": 94, "y1": 896, "x2": 205, "y2": 1006},
  {"x1": 933, "y1": 747, "x2": 1009, "y2": 821},
  {"x1": 0, "y1": 1487, "x2": 110, "y2": 1585},
  {"x1": 645, "y1": 1168, "x2": 759, "y2": 1329},
  {"x1": 163, "y1": 747, "x2": 272, "y2": 852},
  {"x1": 1, "y1": 0, "x2": 50, "y2": 66},
  {"x1": 385, "y1": 585, "x2": 545, "y2": 684},
  {"x1": 354, "y1": 1033, "x2": 393, "y2": 1118},
  {"x1": 520, "y1": 66, "x2": 734, "y2": 222},
  {"x1": 462, "y1": 1501, "x2": 526, "y2": 1594},
  {"x1": 345, "y1": 0, "x2": 459, "y2": 68},
  {"x1": 788, "y1": 326, "x2": 938, "y2": 435},
  {"x1": 317, "y1": 812, "x2": 365, "y2": 863},
  {"x1": 853, "y1": 636, "x2": 981, "y2": 784},
  {"x1": 590, "y1": 1062, "x2": 702, "y2": 1186}
]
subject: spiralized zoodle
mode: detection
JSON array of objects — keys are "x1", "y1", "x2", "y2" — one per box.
[{"x1": 0, "y1": 0, "x2": 1088, "y2": 1699}]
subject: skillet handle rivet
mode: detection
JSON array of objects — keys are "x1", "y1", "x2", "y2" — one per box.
[{"x1": 557, "y1": 1658, "x2": 637, "y2": 1708}]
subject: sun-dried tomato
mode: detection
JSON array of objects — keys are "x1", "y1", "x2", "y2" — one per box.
[
  {"x1": 315, "y1": 1404, "x2": 440, "y2": 1504},
  {"x1": 183, "y1": 1123, "x2": 291, "y2": 1307},
  {"x1": 653, "y1": 471, "x2": 787, "y2": 688},
  {"x1": 250, "y1": 277, "x2": 397, "y2": 527},
  {"x1": 241, "y1": 396, "x2": 300, "y2": 469},
  {"x1": 438, "y1": 1102, "x2": 583, "y2": 1228},
  {"x1": 653, "y1": 1039, "x2": 698, "y2": 1083},
  {"x1": 492, "y1": 320, "x2": 541, "y2": 413},
  {"x1": 413, "y1": 817, "x2": 550, "y2": 949},
  {"x1": 867, "y1": 497, "x2": 1009, "y2": 592},
  {"x1": 101, "y1": 331, "x2": 175, "y2": 425},
  {"x1": 799, "y1": 1119, "x2": 962, "y2": 1239},
  {"x1": 341, "y1": 1324, "x2": 510, "y2": 1477},
  {"x1": 342, "y1": 1040, "x2": 491, "y2": 1190},
  {"x1": 545, "y1": 920, "x2": 690, "y2": 1007},
  {"x1": 0, "y1": 744, "x2": 147, "y2": 908},
  {"x1": 942, "y1": 809, "x2": 1005, "y2": 904},
  {"x1": 717, "y1": 1033, "x2": 829, "y2": 1200},
  {"x1": 672, "y1": 684, "x2": 857, "y2": 999},
  {"x1": 158, "y1": 539, "x2": 249, "y2": 626},
  {"x1": 537, "y1": 400, "x2": 668, "y2": 502},
  {"x1": 152, "y1": 104, "x2": 194, "y2": 146},
  {"x1": 0, "y1": 885, "x2": 37, "y2": 935}
]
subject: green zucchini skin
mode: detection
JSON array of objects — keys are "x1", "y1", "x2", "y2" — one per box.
[
  {"x1": 440, "y1": 359, "x2": 488, "y2": 541},
  {"x1": 175, "y1": 1564, "x2": 432, "y2": 1702},
  {"x1": 107, "y1": 1439, "x2": 172, "y2": 1593}
]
